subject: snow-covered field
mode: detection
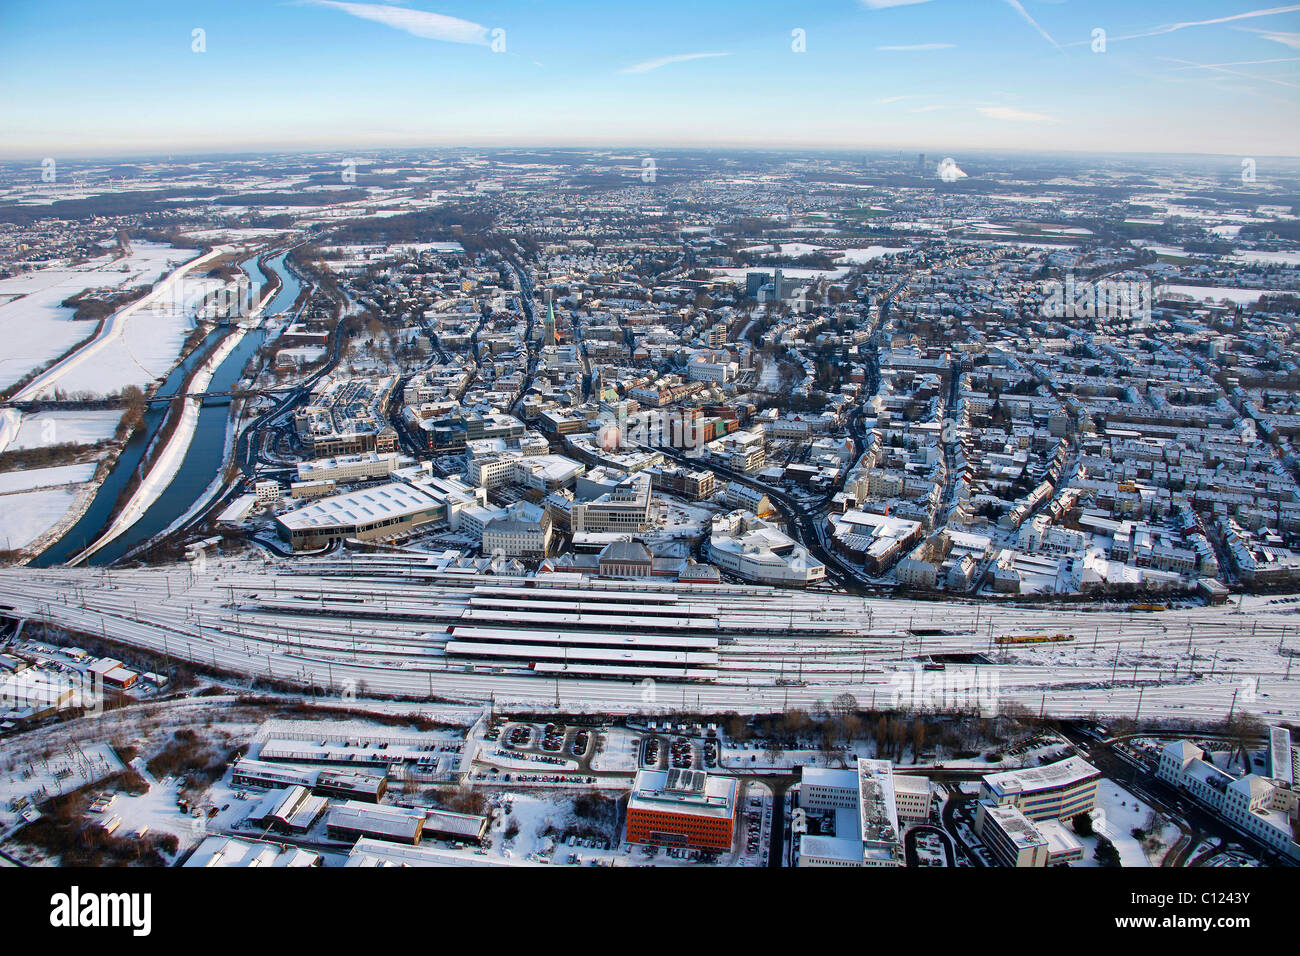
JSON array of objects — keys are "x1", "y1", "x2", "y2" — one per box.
[
  {"x1": 12, "y1": 245, "x2": 242, "y2": 401},
  {"x1": 1159, "y1": 284, "x2": 1271, "y2": 305},
  {"x1": 0, "y1": 242, "x2": 196, "y2": 392},
  {"x1": 103, "y1": 765, "x2": 218, "y2": 855},
  {"x1": 1231, "y1": 250, "x2": 1300, "y2": 267},
  {"x1": 178, "y1": 227, "x2": 291, "y2": 242},
  {"x1": 0, "y1": 409, "x2": 121, "y2": 454},
  {"x1": 713, "y1": 265, "x2": 854, "y2": 283},
  {"x1": 0, "y1": 461, "x2": 98, "y2": 551},
  {"x1": 836, "y1": 245, "x2": 909, "y2": 263},
  {"x1": 0, "y1": 462, "x2": 95, "y2": 493},
  {"x1": 0, "y1": 486, "x2": 82, "y2": 551}
]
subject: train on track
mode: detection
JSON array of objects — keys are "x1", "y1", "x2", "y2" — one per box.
[{"x1": 993, "y1": 633, "x2": 1075, "y2": 645}]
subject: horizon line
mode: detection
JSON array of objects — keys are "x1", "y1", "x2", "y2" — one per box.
[{"x1": 3, "y1": 141, "x2": 1298, "y2": 165}]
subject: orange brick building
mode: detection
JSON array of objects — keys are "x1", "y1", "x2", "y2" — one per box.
[{"x1": 625, "y1": 769, "x2": 737, "y2": 852}]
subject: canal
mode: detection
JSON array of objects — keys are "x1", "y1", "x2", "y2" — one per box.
[{"x1": 32, "y1": 250, "x2": 303, "y2": 566}]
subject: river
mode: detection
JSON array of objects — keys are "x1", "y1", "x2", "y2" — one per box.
[{"x1": 32, "y1": 250, "x2": 303, "y2": 566}]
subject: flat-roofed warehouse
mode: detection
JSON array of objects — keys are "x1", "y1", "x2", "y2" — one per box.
[
  {"x1": 347, "y1": 837, "x2": 512, "y2": 867},
  {"x1": 247, "y1": 785, "x2": 329, "y2": 834},
  {"x1": 325, "y1": 801, "x2": 488, "y2": 846},
  {"x1": 275, "y1": 482, "x2": 446, "y2": 550},
  {"x1": 327, "y1": 801, "x2": 426, "y2": 845},
  {"x1": 231, "y1": 757, "x2": 388, "y2": 802},
  {"x1": 184, "y1": 836, "x2": 321, "y2": 868},
  {"x1": 422, "y1": 808, "x2": 489, "y2": 843}
]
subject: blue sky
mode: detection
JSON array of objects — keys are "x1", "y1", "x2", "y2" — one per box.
[{"x1": 1, "y1": 0, "x2": 1297, "y2": 158}]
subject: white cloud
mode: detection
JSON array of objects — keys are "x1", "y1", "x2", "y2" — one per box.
[
  {"x1": 877, "y1": 43, "x2": 955, "y2": 51},
  {"x1": 860, "y1": 0, "x2": 936, "y2": 8},
  {"x1": 302, "y1": 1, "x2": 490, "y2": 45},
  {"x1": 977, "y1": 105, "x2": 1059, "y2": 122},
  {"x1": 620, "y1": 52, "x2": 731, "y2": 74}
]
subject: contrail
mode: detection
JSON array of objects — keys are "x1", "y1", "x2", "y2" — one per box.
[{"x1": 1004, "y1": 0, "x2": 1062, "y2": 52}]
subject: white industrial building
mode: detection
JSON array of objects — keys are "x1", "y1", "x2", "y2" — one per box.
[
  {"x1": 795, "y1": 759, "x2": 923, "y2": 867},
  {"x1": 1157, "y1": 738, "x2": 1300, "y2": 861},
  {"x1": 296, "y1": 451, "x2": 414, "y2": 484},
  {"x1": 480, "y1": 501, "x2": 554, "y2": 559},
  {"x1": 707, "y1": 511, "x2": 825, "y2": 587},
  {"x1": 570, "y1": 475, "x2": 654, "y2": 533}
]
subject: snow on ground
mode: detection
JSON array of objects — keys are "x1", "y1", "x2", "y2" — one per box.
[
  {"x1": 590, "y1": 728, "x2": 640, "y2": 772},
  {"x1": 0, "y1": 743, "x2": 126, "y2": 833},
  {"x1": 1078, "y1": 779, "x2": 1180, "y2": 867},
  {"x1": 1231, "y1": 249, "x2": 1300, "y2": 267},
  {"x1": 13, "y1": 246, "x2": 232, "y2": 401},
  {"x1": 1159, "y1": 284, "x2": 1271, "y2": 305},
  {"x1": 0, "y1": 409, "x2": 121, "y2": 454},
  {"x1": 651, "y1": 498, "x2": 716, "y2": 537},
  {"x1": 493, "y1": 791, "x2": 578, "y2": 861},
  {"x1": 712, "y1": 265, "x2": 854, "y2": 283},
  {"x1": 21, "y1": 273, "x2": 226, "y2": 399},
  {"x1": 0, "y1": 242, "x2": 196, "y2": 391},
  {"x1": 721, "y1": 743, "x2": 853, "y2": 771},
  {"x1": 178, "y1": 227, "x2": 292, "y2": 242},
  {"x1": 0, "y1": 455, "x2": 99, "y2": 552},
  {"x1": 836, "y1": 246, "x2": 908, "y2": 263},
  {"x1": 0, "y1": 462, "x2": 95, "y2": 493},
  {"x1": 75, "y1": 321, "x2": 253, "y2": 562},
  {"x1": 100, "y1": 773, "x2": 205, "y2": 851},
  {"x1": 0, "y1": 486, "x2": 81, "y2": 550},
  {"x1": 480, "y1": 748, "x2": 580, "y2": 772},
  {"x1": 0, "y1": 409, "x2": 19, "y2": 452},
  {"x1": 114, "y1": 760, "x2": 247, "y2": 857}
]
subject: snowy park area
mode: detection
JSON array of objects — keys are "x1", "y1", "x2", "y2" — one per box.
[{"x1": 1077, "y1": 779, "x2": 1182, "y2": 867}]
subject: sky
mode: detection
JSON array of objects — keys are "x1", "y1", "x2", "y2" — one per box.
[{"x1": 1, "y1": 0, "x2": 1298, "y2": 159}]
